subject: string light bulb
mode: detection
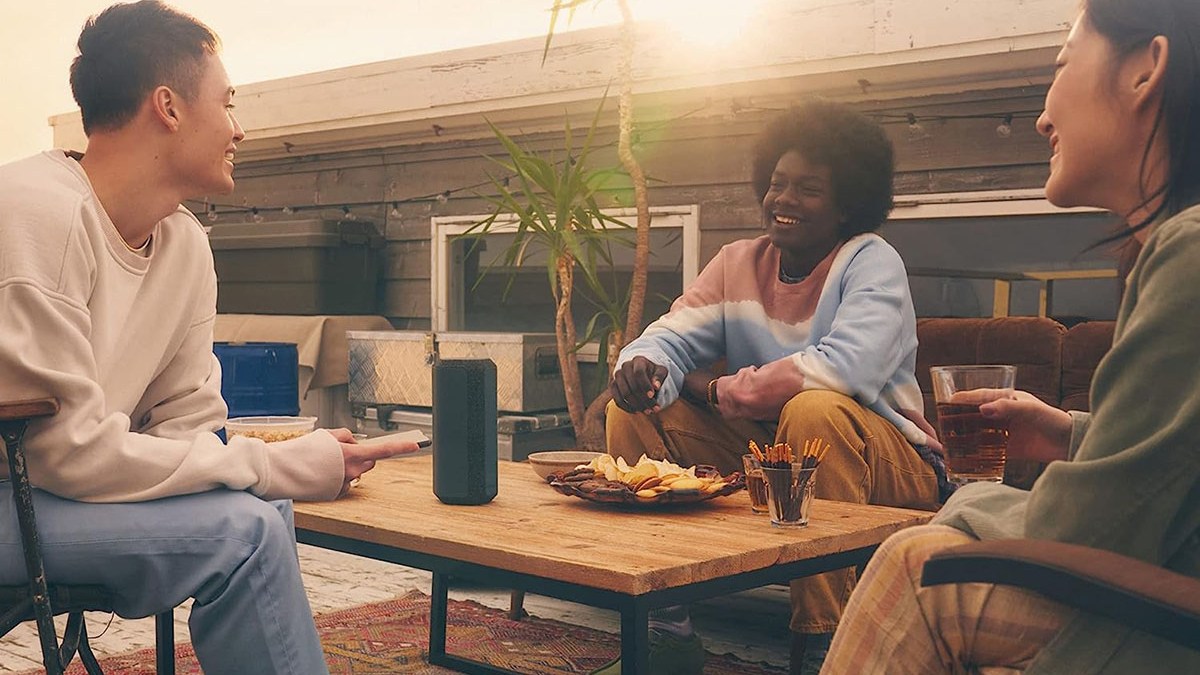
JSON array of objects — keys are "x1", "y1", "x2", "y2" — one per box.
[
  {"x1": 207, "y1": 204, "x2": 219, "y2": 223},
  {"x1": 436, "y1": 191, "x2": 450, "y2": 205},
  {"x1": 389, "y1": 202, "x2": 401, "y2": 218},
  {"x1": 342, "y1": 205, "x2": 356, "y2": 221},
  {"x1": 251, "y1": 207, "x2": 264, "y2": 223},
  {"x1": 996, "y1": 114, "x2": 1014, "y2": 138},
  {"x1": 281, "y1": 205, "x2": 294, "y2": 215},
  {"x1": 906, "y1": 112, "x2": 933, "y2": 143}
]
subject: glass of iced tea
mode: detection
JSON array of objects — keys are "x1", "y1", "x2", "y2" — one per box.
[
  {"x1": 930, "y1": 365, "x2": 1016, "y2": 485},
  {"x1": 742, "y1": 454, "x2": 768, "y2": 513}
]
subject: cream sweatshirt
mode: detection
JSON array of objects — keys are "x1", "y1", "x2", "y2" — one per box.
[{"x1": 0, "y1": 150, "x2": 343, "y2": 502}]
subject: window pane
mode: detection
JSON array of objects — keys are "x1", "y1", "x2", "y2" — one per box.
[
  {"x1": 453, "y1": 228, "x2": 683, "y2": 333},
  {"x1": 880, "y1": 212, "x2": 1123, "y2": 321}
]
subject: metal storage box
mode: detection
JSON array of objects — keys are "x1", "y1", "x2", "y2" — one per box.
[
  {"x1": 208, "y1": 219, "x2": 383, "y2": 315},
  {"x1": 347, "y1": 331, "x2": 566, "y2": 413},
  {"x1": 353, "y1": 406, "x2": 574, "y2": 461}
]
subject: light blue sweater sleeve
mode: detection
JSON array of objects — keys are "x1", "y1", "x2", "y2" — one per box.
[{"x1": 615, "y1": 247, "x2": 729, "y2": 408}]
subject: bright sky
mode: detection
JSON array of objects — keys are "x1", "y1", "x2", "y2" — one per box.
[{"x1": 0, "y1": 0, "x2": 764, "y2": 164}]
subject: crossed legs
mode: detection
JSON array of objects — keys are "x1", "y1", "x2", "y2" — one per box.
[{"x1": 819, "y1": 524, "x2": 1071, "y2": 674}]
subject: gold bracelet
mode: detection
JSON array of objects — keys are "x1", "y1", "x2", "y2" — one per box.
[{"x1": 707, "y1": 378, "x2": 720, "y2": 407}]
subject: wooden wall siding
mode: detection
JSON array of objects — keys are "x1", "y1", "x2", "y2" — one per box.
[
  {"x1": 50, "y1": 0, "x2": 1073, "y2": 158},
  {"x1": 217, "y1": 86, "x2": 1054, "y2": 326}
]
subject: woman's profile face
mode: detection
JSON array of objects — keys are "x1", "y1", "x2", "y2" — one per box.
[
  {"x1": 761, "y1": 149, "x2": 842, "y2": 262},
  {"x1": 1037, "y1": 14, "x2": 1141, "y2": 212}
]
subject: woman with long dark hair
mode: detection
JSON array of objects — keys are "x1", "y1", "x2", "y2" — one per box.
[{"x1": 820, "y1": 0, "x2": 1200, "y2": 672}]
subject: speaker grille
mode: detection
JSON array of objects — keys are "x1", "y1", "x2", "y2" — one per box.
[{"x1": 432, "y1": 358, "x2": 498, "y2": 505}]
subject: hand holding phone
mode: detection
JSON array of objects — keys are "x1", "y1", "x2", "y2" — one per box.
[
  {"x1": 358, "y1": 429, "x2": 431, "y2": 449},
  {"x1": 338, "y1": 429, "x2": 429, "y2": 495}
]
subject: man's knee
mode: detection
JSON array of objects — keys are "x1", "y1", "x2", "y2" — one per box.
[
  {"x1": 207, "y1": 491, "x2": 295, "y2": 550},
  {"x1": 268, "y1": 498, "x2": 296, "y2": 527}
]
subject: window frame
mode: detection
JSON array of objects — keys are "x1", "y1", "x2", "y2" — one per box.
[
  {"x1": 889, "y1": 188, "x2": 1103, "y2": 220},
  {"x1": 430, "y1": 205, "x2": 700, "y2": 332}
]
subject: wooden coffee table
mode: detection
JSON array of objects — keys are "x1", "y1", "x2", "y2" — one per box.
[{"x1": 293, "y1": 456, "x2": 931, "y2": 674}]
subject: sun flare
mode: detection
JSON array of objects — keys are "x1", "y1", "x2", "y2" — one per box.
[{"x1": 635, "y1": 0, "x2": 767, "y2": 50}]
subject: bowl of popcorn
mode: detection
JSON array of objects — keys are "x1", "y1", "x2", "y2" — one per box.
[{"x1": 225, "y1": 416, "x2": 318, "y2": 442}]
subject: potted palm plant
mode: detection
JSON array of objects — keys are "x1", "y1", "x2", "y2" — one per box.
[
  {"x1": 465, "y1": 0, "x2": 655, "y2": 450},
  {"x1": 463, "y1": 101, "x2": 632, "y2": 450},
  {"x1": 546, "y1": 0, "x2": 652, "y2": 352}
]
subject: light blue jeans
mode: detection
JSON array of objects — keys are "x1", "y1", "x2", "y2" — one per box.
[{"x1": 0, "y1": 487, "x2": 328, "y2": 675}]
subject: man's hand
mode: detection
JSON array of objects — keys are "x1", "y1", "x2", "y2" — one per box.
[
  {"x1": 326, "y1": 428, "x2": 420, "y2": 497},
  {"x1": 947, "y1": 389, "x2": 1073, "y2": 464},
  {"x1": 610, "y1": 356, "x2": 668, "y2": 414}
]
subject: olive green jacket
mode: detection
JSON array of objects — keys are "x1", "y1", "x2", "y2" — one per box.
[{"x1": 932, "y1": 204, "x2": 1200, "y2": 674}]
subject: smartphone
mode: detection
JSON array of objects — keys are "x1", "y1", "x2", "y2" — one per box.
[{"x1": 358, "y1": 429, "x2": 431, "y2": 448}]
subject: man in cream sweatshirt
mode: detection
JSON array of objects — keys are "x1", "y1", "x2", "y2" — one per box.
[{"x1": 0, "y1": 3, "x2": 415, "y2": 673}]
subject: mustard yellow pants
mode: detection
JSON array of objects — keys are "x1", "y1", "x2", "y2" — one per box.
[{"x1": 605, "y1": 389, "x2": 939, "y2": 634}]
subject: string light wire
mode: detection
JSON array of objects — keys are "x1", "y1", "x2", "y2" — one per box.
[{"x1": 188, "y1": 105, "x2": 1037, "y2": 219}]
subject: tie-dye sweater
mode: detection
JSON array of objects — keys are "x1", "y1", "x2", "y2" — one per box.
[{"x1": 617, "y1": 232, "x2": 939, "y2": 450}]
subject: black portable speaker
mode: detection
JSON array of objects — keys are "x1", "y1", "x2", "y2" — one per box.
[{"x1": 432, "y1": 358, "x2": 498, "y2": 505}]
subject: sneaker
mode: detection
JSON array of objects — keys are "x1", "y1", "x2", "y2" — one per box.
[{"x1": 591, "y1": 629, "x2": 706, "y2": 675}]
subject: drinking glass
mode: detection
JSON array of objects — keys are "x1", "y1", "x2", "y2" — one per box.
[
  {"x1": 930, "y1": 365, "x2": 1016, "y2": 485},
  {"x1": 742, "y1": 454, "x2": 768, "y2": 514},
  {"x1": 761, "y1": 465, "x2": 816, "y2": 527}
]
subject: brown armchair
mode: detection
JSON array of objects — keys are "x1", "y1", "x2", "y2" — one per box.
[
  {"x1": 0, "y1": 398, "x2": 175, "y2": 675},
  {"x1": 920, "y1": 539, "x2": 1200, "y2": 652}
]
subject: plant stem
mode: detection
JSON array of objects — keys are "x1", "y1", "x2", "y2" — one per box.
[
  {"x1": 577, "y1": 390, "x2": 610, "y2": 451},
  {"x1": 554, "y1": 251, "x2": 587, "y2": 437},
  {"x1": 616, "y1": 0, "x2": 650, "y2": 347},
  {"x1": 607, "y1": 328, "x2": 623, "y2": 379}
]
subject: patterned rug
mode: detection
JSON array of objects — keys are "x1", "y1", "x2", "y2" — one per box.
[{"x1": 29, "y1": 590, "x2": 786, "y2": 674}]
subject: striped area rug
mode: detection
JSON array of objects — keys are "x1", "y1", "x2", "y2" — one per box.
[{"x1": 29, "y1": 589, "x2": 786, "y2": 674}]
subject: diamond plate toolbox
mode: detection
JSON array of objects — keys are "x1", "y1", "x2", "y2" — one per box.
[{"x1": 347, "y1": 331, "x2": 566, "y2": 413}]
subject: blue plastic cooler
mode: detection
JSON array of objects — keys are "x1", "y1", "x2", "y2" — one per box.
[{"x1": 212, "y1": 341, "x2": 300, "y2": 418}]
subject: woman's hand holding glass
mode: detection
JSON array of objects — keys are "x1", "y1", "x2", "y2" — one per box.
[{"x1": 949, "y1": 389, "x2": 1074, "y2": 464}]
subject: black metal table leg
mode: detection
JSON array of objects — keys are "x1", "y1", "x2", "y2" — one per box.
[
  {"x1": 619, "y1": 600, "x2": 651, "y2": 674},
  {"x1": 156, "y1": 610, "x2": 175, "y2": 675},
  {"x1": 427, "y1": 573, "x2": 513, "y2": 675},
  {"x1": 297, "y1": 528, "x2": 882, "y2": 675},
  {"x1": 428, "y1": 572, "x2": 449, "y2": 665}
]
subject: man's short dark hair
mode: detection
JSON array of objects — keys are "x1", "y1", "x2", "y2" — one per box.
[
  {"x1": 70, "y1": 1, "x2": 219, "y2": 135},
  {"x1": 750, "y1": 99, "x2": 896, "y2": 238}
]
